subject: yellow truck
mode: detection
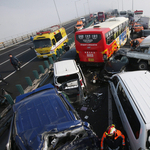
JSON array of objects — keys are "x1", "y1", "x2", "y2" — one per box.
[{"x1": 33, "y1": 25, "x2": 69, "y2": 58}]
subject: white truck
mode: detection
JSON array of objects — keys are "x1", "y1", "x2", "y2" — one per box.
[
  {"x1": 138, "y1": 16, "x2": 150, "y2": 29},
  {"x1": 125, "y1": 35, "x2": 150, "y2": 70}
]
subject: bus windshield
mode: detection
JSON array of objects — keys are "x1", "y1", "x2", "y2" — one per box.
[
  {"x1": 98, "y1": 12, "x2": 103, "y2": 16},
  {"x1": 33, "y1": 39, "x2": 51, "y2": 48}
]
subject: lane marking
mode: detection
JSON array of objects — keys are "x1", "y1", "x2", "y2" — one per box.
[
  {"x1": 0, "y1": 48, "x2": 32, "y2": 66},
  {"x1": 0, "y1": 41, "x2": 32, "y2": 56},
  {"x1": 2, "y1": 56, "x2": 37, "y2": 81}
]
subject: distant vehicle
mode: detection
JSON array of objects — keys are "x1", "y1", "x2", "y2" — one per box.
[
  {"x1": 93, "y1": 12, "x2": 97, "y2": 18},
  {"x1": 74, "y1": 20, "x2": 84, "y2": 32},
  {"x1": 109, "y1": 70, "x2": 150, "y2": 150},
  {"x1": 6, "y1": 84, "x2": 100, "y2": 150},
  {"x1": 90, "y1": 14, "x2": 93, "y2": 18},
  {"x1": 53, "y1": 59, "x2": 87, "y2": 91},
  {"x1": 134, "y1": 10, "x2": 143, "y2": 22},
  {"x1": 119, "y1": 11, "x2": 128, "y2": 18},
  {"x1": 138, "y1": 29, "x2": 150, "y2": 37},
  {"x1": 80, "y1": 17, "x2": 86, "y2": 23},
  {"x1": 75, "y1": 17, "x2": 130, "y2": 66},
  {"x1": 111, "y1": 9, "x2": 119, "y2": 16},
  {"x1": 138, "y1": 16, "x2": 150, "y2": 29},
  {"x1": 33, "y1": 25, "x2": 68, "y2": 58},
  {"x1": 132, "y1": 23, "x2": 144, "y2": 33},
  {"x1": 97, "y1": 11, "x2": 105, "y2": 22}
]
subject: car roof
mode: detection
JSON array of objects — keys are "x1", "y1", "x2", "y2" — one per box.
[
  {"x1": 14, "y1": 84, "x2": 81, "y2": 149},
  {"x1": 115, "y1": 70, "x2": 150, "y2": 124},
  {"x1": 54, "y1": 60, "x2": 79, "y2": 77},
  {"x1": 140, "y1": 35, "x2": 150, "y2": 46}
]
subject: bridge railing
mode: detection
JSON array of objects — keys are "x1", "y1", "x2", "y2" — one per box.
[
  {"x1": 0, "y1": 17, "x2": 95, "y2": 50},
  {"x1": 0, "y1": 32, "x2": 37, "y2": 50}
]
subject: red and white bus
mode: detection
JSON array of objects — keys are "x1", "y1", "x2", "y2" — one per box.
[
  {"x1": 97, "y1": 12, "x2": 105, "y2": 22},
  {"x1": 75, "y1": 17, "x2": 130, "y2": 66}
]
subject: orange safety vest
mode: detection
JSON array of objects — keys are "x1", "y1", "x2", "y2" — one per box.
[{"x1": 101, "y1": 129, "x2": 125, "y2": 150}]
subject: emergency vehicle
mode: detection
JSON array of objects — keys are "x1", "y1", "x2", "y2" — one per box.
[
  {"x1": 33, "y1": 25, "x2": 68, "y2": 58},
  {"x1": 74, "y1": 20, "x2": 85, "y2": 32}
]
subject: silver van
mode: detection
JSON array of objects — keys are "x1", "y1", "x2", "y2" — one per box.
[{"x1": 109, "y1": 70, "x2": 150, "y2": 150}]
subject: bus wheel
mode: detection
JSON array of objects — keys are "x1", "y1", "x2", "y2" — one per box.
[{"x1": 138, "y1": 61, "x2": 148, "y2": 70}]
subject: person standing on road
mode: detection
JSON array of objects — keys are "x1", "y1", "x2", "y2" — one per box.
[
  {"x1": 9, "y1": 54, "x2": 21, "y2": 71},
  {"x1": 101, "y1": 124, "x2": 125, "y2": 150},
  {"x1": 30, "y1": 36, "x2": 33, "y2": 41},
  {"x1": 0, "y1": 74, "x2": 8, "y2": 85}
]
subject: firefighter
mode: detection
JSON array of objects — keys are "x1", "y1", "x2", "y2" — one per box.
[{"x1": 101, "y1": 124, "x2": 125, "y2": 150}]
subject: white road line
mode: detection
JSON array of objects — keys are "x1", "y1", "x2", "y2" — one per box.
[
  {"x1": 0, "y1": 48, "x2": 31, "y2": 66},
  {"x1": 2, "y1": 56, "x2": 37, "y2": 81},
  {"x1": 0, "y1": 41, "x2": 32, "y2": 56}
]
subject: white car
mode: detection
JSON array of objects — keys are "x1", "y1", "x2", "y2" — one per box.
[
  {"x1": 80, "y1": 17, "x2": 85, "y2": 23},
  {"x1": 53, "y1": 59, "x2": 87, "y2": 91}
]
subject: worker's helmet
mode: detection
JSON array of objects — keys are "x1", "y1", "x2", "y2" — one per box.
[{"x1": 105, "y1": 124, "x2": 116, "y2": 136}]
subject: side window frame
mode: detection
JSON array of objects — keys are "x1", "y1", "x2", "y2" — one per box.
[{"x1": 117, "y1": 83, "x2": 141, "y2": 139}]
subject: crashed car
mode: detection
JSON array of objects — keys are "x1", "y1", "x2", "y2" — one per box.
[
  {"x1": 98, "y1": 52, "x2": 129, "y2": 82},
  {"x1": 91, "y1": 52, "x2": 129, "y2": 83},
  {"x1": 59, "y1": 79, "x2": 84, "y2": 104},
  {"x1": 6, "y1": 84, "x2": 100, "y2": 150}
]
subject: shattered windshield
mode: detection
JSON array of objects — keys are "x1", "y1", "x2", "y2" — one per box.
[{"x1": 33, "y1": 39, "x2": 51, "y2": 48}]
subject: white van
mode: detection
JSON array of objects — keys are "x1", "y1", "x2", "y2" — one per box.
[
  {"x1": 109, "y1": 70, "x2": 150, "y2": 150},
  {"x1": 53, "y1": 59, "x2": 87, "y2": 91}
]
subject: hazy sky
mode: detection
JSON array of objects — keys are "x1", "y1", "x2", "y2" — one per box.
[{"x1": 0, "y1": 0, "x2": 150, "y2": 42}]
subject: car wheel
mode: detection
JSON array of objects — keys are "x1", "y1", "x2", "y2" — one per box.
[{"x1": 138, "y1": 61, "x2": 148, "y2": 70}]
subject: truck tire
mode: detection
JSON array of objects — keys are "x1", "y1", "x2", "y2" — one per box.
[{"x1": 138, "y1": 61, "x2": 148, "y2": 70}]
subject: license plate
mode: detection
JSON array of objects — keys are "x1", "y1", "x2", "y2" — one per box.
[
  {"x1": 87, "y1": 53, "x2": 94, "y2": 57},
  {"x1": 43, "y1": 55, "x2": 48, "y2": 58},
  {"x1": 88, "y1": 58, "x2": 94, "y2": 61}
]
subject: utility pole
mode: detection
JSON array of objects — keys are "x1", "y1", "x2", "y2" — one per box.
[{"x1": 53, "y1": 0, "x2": 62, "y2": 26}]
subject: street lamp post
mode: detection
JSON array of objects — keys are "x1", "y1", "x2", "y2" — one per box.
[
  {"x1": 87, "y1": 0, "x2": 90, "y2": 14},
  {"x1": 75, "y1": 0, "x2": 80, "y2": 18},
  {"x1": 53, "y1": 0, "x2": 62, "y2": 26},
  {"x1": 132, "y1": 0, "x2": 134, "y2": 11},
  {"x1": 84, "y1": 2, "x2": 88, "y2": 16}
]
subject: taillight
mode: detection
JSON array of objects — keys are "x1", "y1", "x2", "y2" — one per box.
[{"x1": 80, "y1": 79, "x2": 83, "y2": 86}]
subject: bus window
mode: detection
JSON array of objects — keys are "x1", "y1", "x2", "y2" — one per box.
[
  {"x1": 52, "y1": 38, "x2": 56, "y2": 45},
  {"x1": 55, "y1": 32, "x2": 62, "y2": 42},
  {"x1": 114, "y1": 33, "x2": 116, "y2": 39}
]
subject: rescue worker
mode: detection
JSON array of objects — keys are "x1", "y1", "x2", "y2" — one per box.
[{"x1": 101, "y1": 124, "x2": 125, "y2": 150}]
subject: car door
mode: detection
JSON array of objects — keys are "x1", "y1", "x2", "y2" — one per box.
[{"x1": 77, "y1": 64, "x2": 87, "y2": 88}]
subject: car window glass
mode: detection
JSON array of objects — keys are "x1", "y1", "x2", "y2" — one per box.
[
  {"x1": 57, "y1": 74, "x2": 78, "y2": 84},
  {"x1": 117, "y1": 83, "x2": 141, "y2": 139}
]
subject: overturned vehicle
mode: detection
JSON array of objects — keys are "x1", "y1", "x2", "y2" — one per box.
[{"x1": 6, "y1": 84, "x2": 100, "y2": 150}]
